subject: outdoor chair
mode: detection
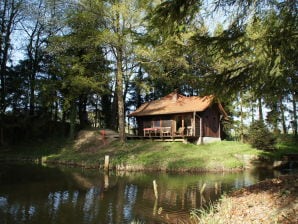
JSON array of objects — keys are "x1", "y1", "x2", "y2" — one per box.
[
  {"x1": 175, "y1": 127, "x2": 185, "y2": 136},
  {"x1": 161, "y1": 127, "x2": 171, "y2": 136}
]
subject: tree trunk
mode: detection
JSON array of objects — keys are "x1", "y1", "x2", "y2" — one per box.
[
  {"x1": 94, "y1": 96, "x2": 98, "y2": 128},
  {"x1": 250, "y1": 98, "x2": 255, "y2": 123},
  {"x1": 116, "y1": 46, "x2": 125, "y2": 143},
  {"x1": 78, "y1": 96, "x2": 88, "y2": 128},
  {"x1": 29, "y1": 72, "x2": 36, "y2": 115},
  {"x1": 54, "y1": 100, "x2": 58, "y2": 122},
  {"x1": 240, "y1": 94, "x2": 244, "y2": 142},
  {"x1": 115, "y1": 9, "x2": 125, "y2": 143},
  {"x1": 292, "y1": 91, "x2": 297, "y2": 136},
  {"x1": 102, "y1": 93, "x2": 113, "y2": 129},
  {"x1": 258, "y1": 97, "x2": 263, "y2": 121},
  {"x1": 69, "y1": 100, "x2": 77, "y2": 139},
  {"x1": 279, "y1": 98, "x2": 287, "y2": 134},
  {"x1": 1, "y1": 0, "x2": 21, "y2": 113}
]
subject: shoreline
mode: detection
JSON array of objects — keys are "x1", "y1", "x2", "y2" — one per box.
[
  {"x1": 195, "y1": 174, "x2": 298, "y2": 224},
  {"x1": 0, "y1": 154, "x2": 286, "y2": 174}
]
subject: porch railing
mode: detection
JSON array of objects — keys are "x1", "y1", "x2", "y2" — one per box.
[{"x1": 143, "y1": 126, "x2": 194, "y2": 137}]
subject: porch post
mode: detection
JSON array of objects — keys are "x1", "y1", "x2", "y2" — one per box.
[
  {"x1": 199, "y1": 116, "x2": 203, "y2": 144},
  {"x1": 218, "y1": 121, "x2": 221, "y2": 139},
  {"x1": 193, "y1": 112, "x2": 196, "y2": 136}
]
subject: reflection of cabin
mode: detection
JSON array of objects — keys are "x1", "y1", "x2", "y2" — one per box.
[{"x1": 128, "y1": 91, "x2": 227, "y2": 144}]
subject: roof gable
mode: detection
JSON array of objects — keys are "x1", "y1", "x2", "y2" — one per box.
[{"x1": 128, "y1": 92, "x2": 220, "y2": 117}]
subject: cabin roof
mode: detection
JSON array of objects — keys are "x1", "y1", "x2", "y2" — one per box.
[{"x1": 128, "y1": 92, "x2": 227, "y2": 117}]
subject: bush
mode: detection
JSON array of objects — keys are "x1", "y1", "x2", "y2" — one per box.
[{"x1": 247, "y1": 120, "x2": 276, "y2": 151}]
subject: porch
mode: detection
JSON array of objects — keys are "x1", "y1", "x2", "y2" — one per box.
[
  {"x1": 136, "y1": 112, "x2": 200, "y2": 138},
  {"x1": 126, "y1": 134, "x2": 198, "y2": 142},
  {"x1": 143, "y1": 126, "x2": 194, "y2": 137}
]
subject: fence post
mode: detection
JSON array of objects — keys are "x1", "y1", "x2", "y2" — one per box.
[
  {"x1": 104, "y1": 155, "x2": 109, "y2": 171},
  {"x1": 153, "y1": 180, "x2": 158, "y2": 199}
]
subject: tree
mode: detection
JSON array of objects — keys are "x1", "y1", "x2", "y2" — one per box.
[
  {"x1": 150, "y1": 0, "x2": 297, "y2": 98},
  {"x1": 0, "y1": 0, "x2": 24, "y2": 114},
  {"x1": 96, "y1": 0, "x2": 151, "y2": 143},
  {"x1": 48, "y1": 1, "x2": 109, "y2": 138},
  {"x1": 248, "y1": 120, "x2": 276, "y2": 151}
]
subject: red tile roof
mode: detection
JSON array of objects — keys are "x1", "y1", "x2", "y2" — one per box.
[{"x1": 128, "y1": 92, "x2": 227, "y2": 117}]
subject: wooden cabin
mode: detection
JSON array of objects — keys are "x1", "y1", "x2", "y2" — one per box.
[{"x1": 128, "y1": 91, "x2": 228, "y2": 144}]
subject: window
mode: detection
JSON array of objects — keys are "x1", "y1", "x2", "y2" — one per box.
[
  {"x1": 143, "y1": 120, "x2": 151, "y2": 128},
  {"x1": 153, "y1": 119, "x2": 160, "y2": 127},
  {"x1": 184, "y1": 115, "x2": 192, "y2": 127},
  {"x1": 162, "y1": 119, "x2": 171, "y2": 127}
]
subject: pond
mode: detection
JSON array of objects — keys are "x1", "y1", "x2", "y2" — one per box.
[{"x1": 0, "y1": 163, "x2": 288, "y2": 224}]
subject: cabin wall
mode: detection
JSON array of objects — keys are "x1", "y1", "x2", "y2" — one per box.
[
  {"x1": 135, "y1": 106, "x2": 222, "y2": 139},
  {"x1": 202, "y1": 105, "x2": 220, "y2": 138},
  {"x1": 194, "y1": 115, "x2": 201, "y2": 137},
  {"x1": 136, "y1": 117, "x2": 144, "y2": 136}
]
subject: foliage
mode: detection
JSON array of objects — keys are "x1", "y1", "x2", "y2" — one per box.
[
  {"x1": 247, "y1": 120, "x2": 276, "y2": 151},
  {"x1": 0, "y1": 0, "x2": 297, "y2": 145},
  {"x1": 270, "y1": 134, "x2": 298, "y2": 159}
]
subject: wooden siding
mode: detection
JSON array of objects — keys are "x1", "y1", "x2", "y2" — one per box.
[
  {"x1": 202, "y1": 105, "x2": 220, "y2": 138},
  {"x1": 195, "y1": 114, "x2": 201, "y2": 138},
  {"x1": 135, "y1": 105, "x2": 222, "y2": 139}
]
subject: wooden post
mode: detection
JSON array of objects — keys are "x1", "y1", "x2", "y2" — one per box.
[
  {"x1": 200, "y1": 116, "x2": 203, "y2": 144},
  {"x1": 215, "y1": 182, "x2": 218, "y2": 195},
  {"x1": 104, "y1": 155, "x2": 109, "y2": 171},
  {"x1": 200, "y1": 183, "x2": 206, "y2": 194},
  {"x1": 193, "y1": 111, "x2": 196, "y2": 137},
  {"x1": 153, "y1": 197, "x2": 158, "y2": 216},
  {"x1": 153, "y1": 180, "x2": 158, "y2": 199},
  {"x1": 104, "y1": 173, "x2": 109, "y2": 189}
]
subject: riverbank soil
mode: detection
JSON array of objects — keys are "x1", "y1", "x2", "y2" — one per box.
[
  {"x1": 198, "y1": 174, "x2": 298, "y2": 224},
  {"x1": 74, "y1": 129, "x2": 119, "y2": 152}
]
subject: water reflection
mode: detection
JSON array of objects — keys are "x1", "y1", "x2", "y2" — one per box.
[{"x1": 0, "y1": 163, "x2": 284, "y2": 224}]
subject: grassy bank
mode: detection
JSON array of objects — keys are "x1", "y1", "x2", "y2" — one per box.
[
  {"x1": 191, "y1": 174, "x2": 298, "y2": 224},
  {"x1": 1, "y1": 130, "x2": 297, "y2": 172},
  {"x1": 0, "y1": 129, "x2": 260, "y2": 171},
  {"x1": 105, "y1": 140, "x2": 261, "y2": 171}
]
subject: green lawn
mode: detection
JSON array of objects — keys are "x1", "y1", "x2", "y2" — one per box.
[
  {"x1": 1, "y1": 133, "x2": 297, "y2": 172},
  {"x1": 44, "y1": 139, "x2": 262, "y2": 171},
  {"x1": 273, "y1": 135, "x2": 298, "y2": 158}
]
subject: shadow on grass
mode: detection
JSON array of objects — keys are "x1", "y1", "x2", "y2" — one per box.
[{"x1": 251, "y1": 134, "x2": 298, "y2": 170}]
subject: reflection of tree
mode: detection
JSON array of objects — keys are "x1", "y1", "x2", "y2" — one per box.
[
  {"x1": 0, "y1": 164, "x2": 281, "y2": 224},
  {"x1": 123, "y1": 184, "x2": 138, "y2": 221}
]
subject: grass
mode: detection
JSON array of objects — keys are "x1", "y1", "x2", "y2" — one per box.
[
  {"x1": 190, "y1": 174, "x2": 298, "y2": 224},
  {"x1": 1, "y1": 131, "x2": 297, "y2": 172},
  {"x1": 189, "y1": 195, "x2": 232, "y2": 224},
  {"x1": 273, "y1": 134, "x2": 298, "y2": 157},
  {"x1": 46, "y1": 139, "x2": 261, "y2": 171},
  {"x1": 257, "y1": 134, "x2": 298, "y2": 160},
  {"x1": 108, "y1": 140, "x2": 260, "y2": 171}
]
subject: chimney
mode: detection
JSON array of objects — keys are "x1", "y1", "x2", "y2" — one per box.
[{"x1": 172, "y1": 89, "x2": 178, "y2": 102}]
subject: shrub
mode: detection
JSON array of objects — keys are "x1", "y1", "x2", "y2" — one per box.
[{"x1": 247, "y1": 120, "x2": 276, "y2": 151}]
